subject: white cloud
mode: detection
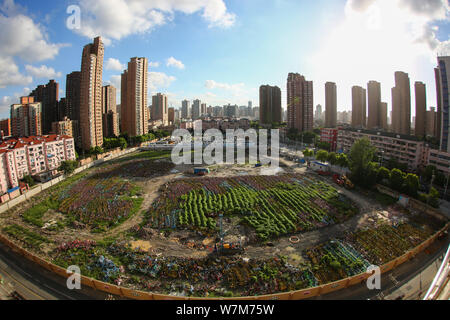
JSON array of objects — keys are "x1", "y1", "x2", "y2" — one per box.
[
  {"x1": 0, "y1": 56, "x2": 32, "y2": 88},
  {"x1": 0, "y1": 87, "x2": 31, "y2": 117},
  {"x1": 308, "y1": 0, "x2": 450, "y2": 114},
  {"x1": 74, "y1": 0, "x2": 236, "y2": 44},
  {"x1": 205, "y1": 80, "x2": 246, "y2": 96},
  {"x1": 105, "y1": 75, "x2": 121, "y2": 89},
  {"x1": 166, "y1": 57, "x2": 185, "y2": 69},
  {"x1": 149, "y1": 61, "x2": 160, "y2": 68},
  {"x1": 0, "y1": 0, "x2": 66, "y2": 88},
  {"x1": 202, "y1": 80, "x2": 256, "y2": 106},
  {"x1": 105, "y1": 58, "x2": 126, "y2": 71},
  {"x1": 149, "y1": 71, "x2": 176, "y2": 92},
  {"x1": 25, "y1": 64, "x2": 62, "y2": 79}
]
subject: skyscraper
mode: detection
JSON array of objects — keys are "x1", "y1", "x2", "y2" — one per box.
[
  {"x1": 10, "y1": 96, "x2": 42, "y2": 137},
  {"x1": 192, "y1": 99, "x2": 201, "y2": 120},
  {"x1": 367, "y1": 81, "x2": 382, "y2": 130},
  {"x1": 181, "y1": 100, "x2": 191, "y2": 119},
  {"x1": 436, "y1": 56, "x2": 450, "y2": 152},
  {"x1": 80, "y1": 36, "x2": 104, "y2": 150},
  {"x1": 315, "y1": 104, "x2": 323, "y2": 121},
  {"x1": 121, "y1": 57, "x2": 149, "y2": 137},
  {"x1": 380, "y1": 102, "x2": 388, "y2": 131},
  {"x1": 391, "y1": 71, "x2": 411, "y2": 135},
  {"x1": 325, "y1": 82, "x2": 337, "y2": 128},
  {"x1": 66, "y1": 71, "x2": 81, "y2": 123},
  {"x1": 287, "y1": 73, "x2": 313, "y2": 132},
  {"x1": 102, "y1": 85, "x2": 119, "y2": 137},
  {"x1": 351, "y1": 86, "x2": 366, "y2": 128},
  {"x1": 434, "y1": 67, "x2": 443, "y2": 141},
  {"x1": 259, "y1": 85, "x2": 281, "y2": 125},
  {"x1": 168, "y1": 107, "x2": 175, "y2": 124},
  {"x1": 426, "y1": 107, "x2": 437, "y2": 137},
  {"x1": 414, "y1": 82, "x2": 426, "y2": 137},
  {"x1": 151, "y1": 93, "x2": 168, "y2": 126},
  {"x1": 29, "y1": 80, "x2": 59, "y2": 134},
  {"x1": 201, "y1": 103, "x2": 207, "y2": 116}
]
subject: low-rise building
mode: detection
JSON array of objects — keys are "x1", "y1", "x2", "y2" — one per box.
[
  {"x1": 337, "y1": 128, "x2": 425, "y2": 171},
  {"x1": 320, "y1": 128, "x2": 338, "y2": 151},
  {"x1": 0, "y1": 135, "x2": 76, "y2": 196}
]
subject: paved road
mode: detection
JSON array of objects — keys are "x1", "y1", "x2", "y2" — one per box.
[
  {"x1": 311, "y1": 234, "x2": 449, "y2": 300},
  {"x1": 0, "y1": 242, "x2": 111, "y2": 300}
]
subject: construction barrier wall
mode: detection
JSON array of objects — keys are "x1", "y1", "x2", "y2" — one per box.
[
  {"x1": 0, "y1": 149, "x2": 448, "y2": 300},
  {"x1": 0, "y1": 223, "x2": 447, "y2": 300}
]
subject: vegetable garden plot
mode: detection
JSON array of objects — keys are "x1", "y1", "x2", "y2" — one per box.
[
  {"x1": 147, "y1": 174, "x2": 359, "y2": 240},
  {"x1": 344, "y1": 222, "x2": 437, "y2": 265},
  {"x1": 305, "y1": 240, "x2": 371, "y2": 284}
]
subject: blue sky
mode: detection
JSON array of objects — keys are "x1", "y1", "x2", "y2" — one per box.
[{"x1": 0, "y1": 0, "x2": 449, "y2": 119}]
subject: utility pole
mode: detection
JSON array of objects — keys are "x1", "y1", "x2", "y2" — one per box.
[{"x1": 444, "y1": 166, "x2": 450, "y2": 200}]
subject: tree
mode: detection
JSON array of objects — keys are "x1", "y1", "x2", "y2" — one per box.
[
  {"x1": 337, "y1": 154, "x2": 349, "y2": 168},
  {"x1": 119, "y1": 137, "x2": 127, "y2": 150},
  {"x1": 328, "y1": 152, "x2": 338, "y2": 166},
  {"x1": 390, "y1": 168, "x2": 405, "y2": 192},
  {"x1": 21, "y1": 175, "x2": 35, "y2": 187},
  {"x1": 377, "y1": 167, "x2": 390, "y2": 183},
  {"x1": 303, "y1": 148, "x2": 314, "y2": 158},
  {"x1": 422, "y1": 165, "x2": 436, "y2": 182},
  {"x1": 349, "y1": 138, "x2": 376, "y2": 186},
  {"x1": 366, "y1": 162, "x2": 380, "y2": 187},
  {"x1": 404, "y1": 173, "x2": 420, "y2": 197},
  {"x1": 59, "y1": 160, "x2": 78, "y2": 175},
  {"x1": 316, "y1": 150, "x2": 329, "y2": 162},
  {"x1": 317, "y1": 141, "x2": 331, "y2": 151},
  {"x1": 428, "y1": 187, "x2": 440, "y2": 208}
]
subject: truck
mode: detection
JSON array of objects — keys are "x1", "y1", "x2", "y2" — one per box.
[{"x1": 193, "y1": 168, "x2": 210, "y2": 176}]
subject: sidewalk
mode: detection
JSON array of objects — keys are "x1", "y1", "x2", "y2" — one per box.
[{"x1": 385, "y1": 246, "x2": 447, "y2": 300}]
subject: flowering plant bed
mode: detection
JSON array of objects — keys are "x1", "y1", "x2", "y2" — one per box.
[{"x1": 58, "y1": 174, "x2": 143, "y2": 232}]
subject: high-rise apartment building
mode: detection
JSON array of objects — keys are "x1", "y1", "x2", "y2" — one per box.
[
  {"x1": 436, "y1": 56, "x2": 450, "y2": 152},
  {"x1": 315, "y1": 104, "x2": 323, "y2": 122},
  {"x1": 121, "y1": 57, "x2": 149, "y2": 137},
  {"x1": 380, "y1": 102, "x2": 388, "y2": 131},
  {"x1": 51, "y1": 116, "x2": 78, "y2": 139},
  {"x1": 192, "y1": 100, "x2": 201, "y2": 120},
  {"x1": 80, "y1": 36, "x2": 104, "y2": 150},
  {"x1": 434, "y1": 67, "x2": 443, "y2": 141},
  {"x1": 181, "y1": 100, "x2": 191, "y2": 119},
  {"x1": 367, "y1": 81, "x2": 382, "y2": 130},
  {"x1": 259, "y1": 85, "x2": 281, "y2": 125},
  {"x1": 201, "y1": 103, "x2": 207, "y2": 116},
  {"x1": 0, "y1": 119, "x2": 11, "y2": 138},
  {"x1": 66, "y1": 71, "x2": 81, "y2": 123},
  {"x1": 10, "y1": 97, "x2": 42, "y2": 137},
  {"x1": 414, "y1": 82, "x2": 426, "y2": 137},
  {"x1": 325, "y1": 82, "x2": 337, "y2": 128},
  {"x1": 426, "y1": 107, "x2": 437, "y2": 137},
  {"x1": 168, "y1": 107, "x2": 175, "y2": 124},
  {"x1": 287, "y1": 73, "x2": 313, "y2": 132},
  {"x1": 391, "y1": 71, "x2": 411, "y2": 135},
  {"x1": 351, "y1": 86, "x2": 366, "y2": 128},
  {"x1": 151, "y1": 93, "x2": 168, "y2": 126},
  {"x1": 29, "y1": 80, "x2": 59, "y2": 134},
  {"x1": 102, "y1": 85, "x2": 119, "y2": 137}
]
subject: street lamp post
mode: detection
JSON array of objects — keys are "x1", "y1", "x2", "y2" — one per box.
[
  {"x1": 428, "y1": 171, "x2": 435, "y2": 207},
  {"x1": 444, "y1": 166, "x2": 450, "y2": 200}
]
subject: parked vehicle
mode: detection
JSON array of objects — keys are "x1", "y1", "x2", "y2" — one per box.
[{"x1": 193, "y1": 168, "x2": 210, "y2": 176}]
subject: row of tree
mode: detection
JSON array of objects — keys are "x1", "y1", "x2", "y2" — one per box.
[{"x1": 347, "y1": 138, "x2": 440, "y2": 208}]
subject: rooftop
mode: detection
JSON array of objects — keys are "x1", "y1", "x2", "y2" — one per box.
[
  {"x1": 340, "y1": 127, "x2": 422, "y2": 143},
  {"x1": 0, "y1": 135, "x2": 73, "y2": 151}
]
